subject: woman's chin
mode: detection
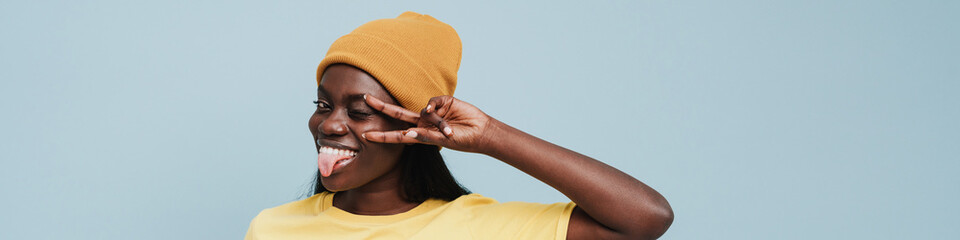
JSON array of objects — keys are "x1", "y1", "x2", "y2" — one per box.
[{"x1": 320, "y1": 177, "x2": 353, "y2": 192}]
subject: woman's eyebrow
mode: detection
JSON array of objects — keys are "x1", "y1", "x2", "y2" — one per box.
[
  {"x1": 317, "y1": 86, "x2": 329, "y2": 97},
  {"x1": 346, "y1": 94, "x2": 367, "y2": 103},
  {"x1": 346, "y1": 94, "x2": 377, "y2": 110},
  {"x1": 315, "y1": 91, "x2": 370, "y2": 105}
]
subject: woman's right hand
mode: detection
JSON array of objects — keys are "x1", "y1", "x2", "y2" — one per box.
[{"x1": 361, "y1": 94, "x2": 499, "y2": 154}]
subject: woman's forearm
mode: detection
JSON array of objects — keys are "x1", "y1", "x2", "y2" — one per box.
[{"x1": 480, "y1": 118, "x2": 674, "y2": 238}]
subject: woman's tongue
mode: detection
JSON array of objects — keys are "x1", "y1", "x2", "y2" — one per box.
[{"x1": 318, "y1": 152, "x2": 352, "y2": 177}]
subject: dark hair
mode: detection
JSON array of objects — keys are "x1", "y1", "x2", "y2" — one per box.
[{"x1": 307, "y1": 143, "x2": 470, "y2": 202}]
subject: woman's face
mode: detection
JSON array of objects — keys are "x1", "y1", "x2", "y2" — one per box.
[{"x1": 309, "y1": 64, "x2": 409, "y2": 192}]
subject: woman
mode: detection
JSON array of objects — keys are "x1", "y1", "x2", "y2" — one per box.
[{"x1": 245, "y1": 11, "x2": 673, "y2": 240}]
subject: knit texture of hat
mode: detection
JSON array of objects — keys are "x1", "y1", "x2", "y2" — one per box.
[{"x1": 316, "y1": 11, "x2": 461, "y2": 113}]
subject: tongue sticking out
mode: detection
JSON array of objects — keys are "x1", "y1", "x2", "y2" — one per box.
[{"x1": 318, "y1": 153, "x2": 353, "y2": 177}]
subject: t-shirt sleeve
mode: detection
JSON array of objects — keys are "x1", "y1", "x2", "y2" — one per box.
[
  {"x1": 471, "y1": 201, "x2": 577, "y2": 240},
  {"x1": 243, "y1": 211, "x2": 263, "y2": 240}
]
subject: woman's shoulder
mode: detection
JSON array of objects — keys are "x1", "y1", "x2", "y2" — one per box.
[
  {"x1": 445, "y1": 193, "x2": 498, "y2": 206},
  {"x1": 445, "y1": 193, "x2": 575, "y2": 215},
  {"x1": 254, "y1": 192, "x2": 331, "y2": 218},
  {"x1": 440, "y1": 193, "x2": 577, "y2": 239}
]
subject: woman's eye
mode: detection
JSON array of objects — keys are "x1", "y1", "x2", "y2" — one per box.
[
  {"x1": 349, "y1": 110, "x2": 373, "y2": 118},
  {"x1": 350, "y1": 111, "x2": 372, "y2": 116},
  {"x1": 313, "y1": 100, "x2": 331, "y2": 109}
]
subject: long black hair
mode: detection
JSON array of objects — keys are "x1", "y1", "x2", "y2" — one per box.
[{"x1": 308, "y1": 143, "x2": 470, "y2": 202}]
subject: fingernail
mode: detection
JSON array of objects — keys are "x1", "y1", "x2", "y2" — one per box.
[
  {"x1": 405, "y1": 130, "x2": 418, "y2": 138},
  {"x1": 363, "y1": 94, "x2": 367, "y2": 100},
  {"x1": 443, "y1": 127, "x2": 452, "y2": 135},
  {"x1": 361, "y1": 133, "x2": 366, "y2": 139},
  {"x1": 426, "y1": 104, "x2": 432, "y2": 113}
]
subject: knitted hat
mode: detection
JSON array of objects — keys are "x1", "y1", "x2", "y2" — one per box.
[{"x1": 316, "y1": 11, "x2": 461, "y2": 112}]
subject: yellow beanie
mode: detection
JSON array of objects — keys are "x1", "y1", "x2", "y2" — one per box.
[{"x1": 316, "y1": 11, "x2": 461, "y2": 112}]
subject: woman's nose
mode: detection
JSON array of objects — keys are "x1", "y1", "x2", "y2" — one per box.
[{"x1": 319, "y1": 110, "x2": 349, "y2": 136}]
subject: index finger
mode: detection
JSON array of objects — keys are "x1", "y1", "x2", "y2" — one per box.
[{"x1": 364, "y1": 94, "x2": 420, "y2": 124}]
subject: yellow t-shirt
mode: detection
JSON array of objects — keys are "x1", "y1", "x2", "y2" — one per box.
[{"x1": 244, "y1": 192, "x2": 577, "y2": 240}]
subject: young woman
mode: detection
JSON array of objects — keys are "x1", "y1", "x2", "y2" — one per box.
[{"x1": 245, "y1": 12, "x2": 673, "y2": 240}]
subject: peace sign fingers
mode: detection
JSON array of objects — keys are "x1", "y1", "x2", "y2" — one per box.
[{"x1": 363, "y1": 94, "x2": 420, "y2": 124}]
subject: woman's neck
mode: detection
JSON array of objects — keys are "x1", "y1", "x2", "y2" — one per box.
[{"x1": 331, "y1": 168, "x2": 421, "y2": 216}]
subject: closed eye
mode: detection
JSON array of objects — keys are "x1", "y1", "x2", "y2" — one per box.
[{"x1": 349, "y1": 110, "x2": 373, "y2": 119}]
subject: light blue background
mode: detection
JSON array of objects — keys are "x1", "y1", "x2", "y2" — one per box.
[{"x1": 2, "y1": 1, "x2": 957, "y2": 239}]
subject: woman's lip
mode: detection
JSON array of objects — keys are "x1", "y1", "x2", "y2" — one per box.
[
  {"x1": 330, "y1": 156, "x2": 356, "y2": 175},
  {"x1": 316, "y1": 139, "x2": 360, "y2": 152}
]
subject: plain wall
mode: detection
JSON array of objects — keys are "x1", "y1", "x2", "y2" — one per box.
[{"x1": 1, "y1": 0, "x2": 957, "y2": 239}]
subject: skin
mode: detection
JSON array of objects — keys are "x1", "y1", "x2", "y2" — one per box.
[
  {"x1": 311, "y1": 64, "x2": 674, "y2": 239},
  {"x1": 309, "y1": 64, "x2": 420, "y2": 215}
]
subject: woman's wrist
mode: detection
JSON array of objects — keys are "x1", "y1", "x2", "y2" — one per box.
[{"x1": 477, "y1": 117, "x2": 520, "y2": 159}]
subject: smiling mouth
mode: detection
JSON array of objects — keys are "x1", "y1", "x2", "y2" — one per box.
[{"x1": 317, "y1": 146, "x2": 358, "y2": 177}]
